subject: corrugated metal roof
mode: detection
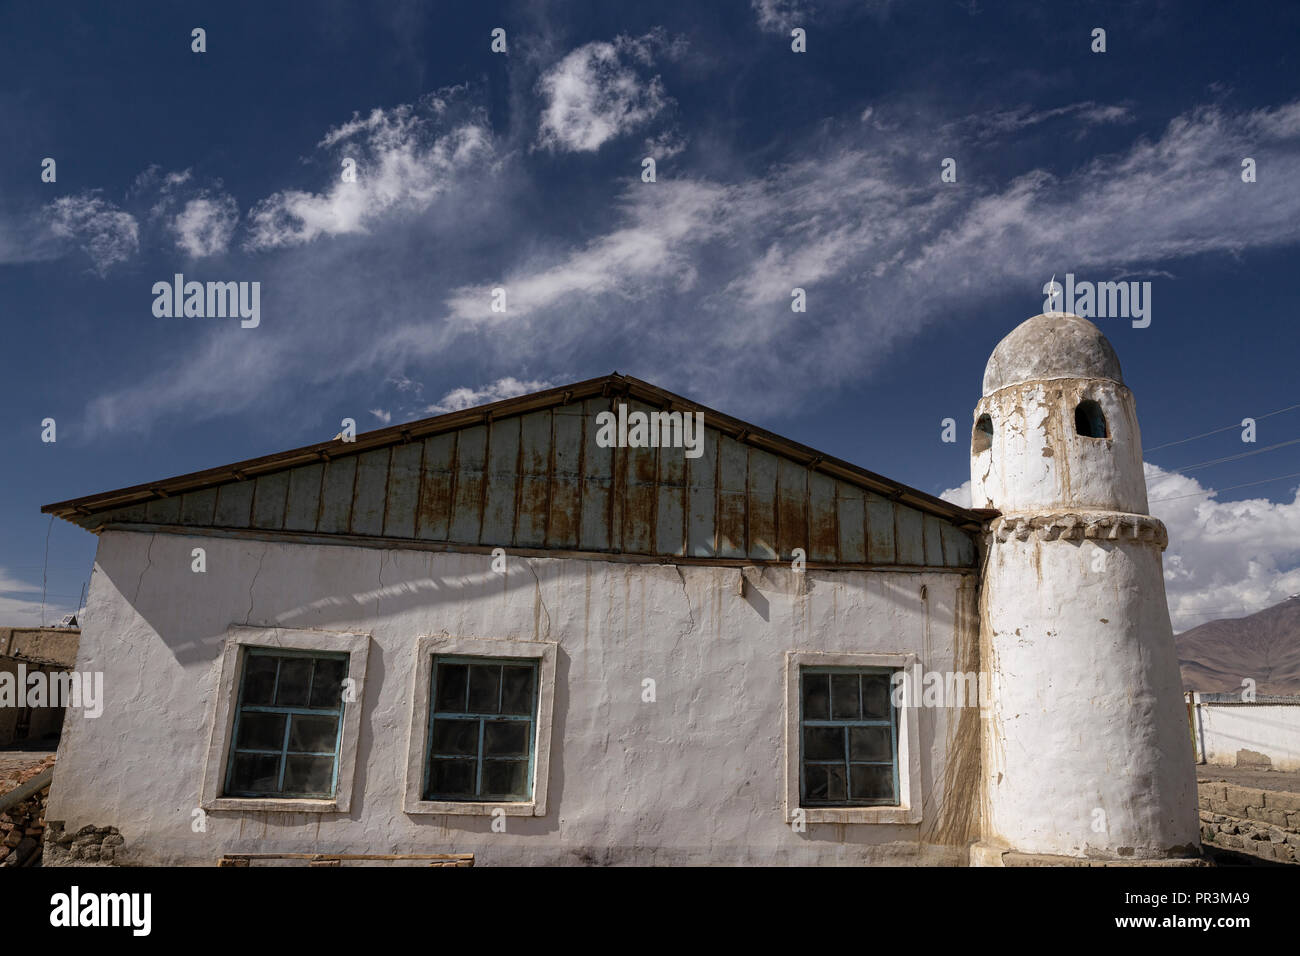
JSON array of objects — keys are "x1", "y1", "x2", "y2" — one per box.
[{"x1": 43, "y1": 374, "x2": 986, "y2": 568}]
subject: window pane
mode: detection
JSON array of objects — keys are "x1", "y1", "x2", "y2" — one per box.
[
  {"x1": 803, "y1": 725, "x2": 843, "y2": 761},
  {"x1": 802, "y1": 673, "x2": 829, "y2": 721},
  {"x1": 804, "y1": 764, "x2": 829, "y2": 801},
  {"x1": 830, "y1": 673, "x2": 860, "y2": 719},
  {"x1": 428, "y1": 758, "x2": 476, "y2": 797},
  {"x1": 229, "y1": 753, "x2": 280, "y2": 793},
  {"x1": 289, "y1": 714, "x2": 339, "y2": 753},
  {"x1": 241, "y1": 655, "x2": 278, "y2": 706},
  {"x1": 850, "y1": 764, "x2": 894, "y2": 801},
  {"x1": 283, "y1": 755, "x2": 335, "y2": 795},
  {"x1": 435, "y1": 662, "x2": 468, "y2": 713},
  {"x1": 431, "y1": 718, "x2": 479, "y2": 756},
  {"x1": 500, "y1": 666, "x2": 535, "y2": 715},
  {"x1": 824, "y1": 765, "x2": 847, "y2": 801},
  {"x1": 849, "y1": 725, "x2": 891, "y2": 761},
  {"x1": 275, "y1": 658, "x2": 312, "y2": 707},
  {"x1": 482, "y1": 759, "x2": 529, "y2": 798},
  {"x1": 484, "y1": 720, "x2": 530, "y2": 757},
  {"x1": 468, "y1": 664, "x2": 501, "y2": 713},
  {"x1": 862, "y1": 675, "x2": 891, "y2": 719},
  {"x1": 309, "y1": 658, "x2": 346, "y2": 708},
  {"x1": 236, "y1": 712, "x2": 285, "y2": 751}
]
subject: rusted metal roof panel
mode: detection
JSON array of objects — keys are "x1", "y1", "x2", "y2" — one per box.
[{"x1": 45, "y1": 374, "x2": 982, "y2": 568}]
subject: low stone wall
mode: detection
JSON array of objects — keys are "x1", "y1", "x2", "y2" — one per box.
[
  {"x1": 1198, "y1": 781, "x2": 1300, "y2": 863},
  {"x1": 42, "y1": 821, "x2": 125, "y2": 865}
]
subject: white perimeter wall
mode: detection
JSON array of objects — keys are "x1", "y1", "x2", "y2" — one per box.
[
  {"x1": 49, "y1": 529, "x2": 978, "y2": 866},
  {"x1": 1196, "y1": 701, "x2": 1300, "y2": 772}
]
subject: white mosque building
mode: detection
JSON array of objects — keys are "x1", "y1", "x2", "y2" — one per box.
[{"x1": 40, "y1": 312, "x2": 1200, "y2": 866}]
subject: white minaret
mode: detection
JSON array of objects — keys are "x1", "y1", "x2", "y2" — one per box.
[{"x1": 970, "y1": 312, "x2": 1199, "y2": 863}]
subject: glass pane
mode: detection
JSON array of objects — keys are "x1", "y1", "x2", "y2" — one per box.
[
  {"x1": 229, "y1": 753, "x2": 280, "y2": 793},
  {"x1": 803, "y1": 725, "x2": 843, "y2": 761},
  {"x1": 289, "y1": 715, "x2": 339, "y2": 753},
  {"x1": 468, "y1": 664, "x2": 501, "y2": 714},
  {"x1": 435, "y1": 662, "x2": 468, "y2": 713},
  {"x1": 275, "y1": 658, "x2": 312, "y2": 707},
  {"x1": 804, "y1": 764, "x2": 830, "y2": 801},
  {"x1": 481, "y1": 759, "x2": 529, "y2": 799},
  {"x1": 428, "y1": 758, "x2": 476, "y2": 797},
  {"x1": 283, "y1": 755, "x2": 335, "y2": 795},
  {"x1": 241, "y1": 655, "x2": 278, "y2": 706},
  {"x1": 500, "y1": 666, "x2": 535, "y2": 715},
  {"x1": 850, "y1": 764, "x2": 895, "y2": 801},
  {"x1": 862, "y1": 674, "x2": 891, "y2": 719},
  {"x1": 824, "y1": 765, "x2": 847, "y2": 801},
  {"x1": 849, "y1": 725, "x2": 892, "y2": 761},
  {"x1": 309, "y1": 658, "x2": 347, "y2": 708},
  {"x1": 830, "y1": 673, "x2": 860, "y2": 719},
  {"x1": 484, "y1": 720, "x2": 530, "y2": 757},
  {"x1": 235, "y1": 712, "x2": 285, "y2": 751},
  {"x1": 802, "y1": 672, "x2": 829, "y2": 721},
  {"x1": 430, "y1": 718, "x2": 479, "y2": 756}
]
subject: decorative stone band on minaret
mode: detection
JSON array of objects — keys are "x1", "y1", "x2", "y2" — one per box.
[
  {"x1": 972, "y1": 313, "x2": 1200, "y2": 866},
  {"x1": 990, "y1": 512, "x2": 1168, "y2": 548}
]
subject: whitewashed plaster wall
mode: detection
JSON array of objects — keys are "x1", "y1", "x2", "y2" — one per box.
[{"x1": 48, "y1": 528, "x2": 979, "y2": 866}]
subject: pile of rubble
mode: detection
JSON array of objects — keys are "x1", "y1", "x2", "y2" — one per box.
[{"x1": 0, "y1": 754, "x2": 55, "y2": 867}]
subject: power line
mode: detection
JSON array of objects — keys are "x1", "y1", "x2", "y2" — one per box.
[
  {"x1": 1165, "y1": 435, "x2": 1300, "y2": 474},
  {"x1": 1145, "y1": 401, "x2": 1300, "y2": 453},
  {"x1": 1148, "y1": 470, "x2": 1300, "y2": 503}
]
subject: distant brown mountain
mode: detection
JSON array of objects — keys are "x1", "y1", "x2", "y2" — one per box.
[{"x1": 1177, "y1": 596, "x2": 1300, "y2": 695}]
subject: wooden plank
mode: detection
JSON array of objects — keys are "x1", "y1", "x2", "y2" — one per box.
[
  {"x1": 416, "y1": 433, "x2": 456, "y2": 541},
  {"x1": 835, "y1": 482, "x2": 866, "y2": 563},
  {"x1": 516, "y1": 411, "x2": 551, "y2": 548},
  {"x1": 808, "y1": 472, "x2": 838, "y2": 562},
  {"x1": 895, "y1": 503, "x2": 925, "y2": 566},
  {"x1": 383, "y1": 442, "x2": 423, "y2": 539},
  {"x1": 546, "y1": 409, "x2": 583, "y2": 549},
  {"x1": 942, "y1": 522, "x2": 976, "y2": 567},
  {"x1": 775, "y1": 458, "x2": 807, "y2": 560},
  {"x1": 686, "y1": 429, "x2": 718, "y2": 557},
  {"x1": 448, "y1": 426, "x2": 487, "y2": 544},
  {"x1": 579, "y1": 398, "x2": 612, "y2": 552},
  {"x1": 481, "y1": 417, "x2": 520, "y2": 546},
  {"x1": 746, "y1": 447, "x2": 778, "y2": 560},
  {"x1": 180, "y1": 487, "x2": 218, "y2": 526},
  {"x1": 864, "y1": 492, "x2": 895, "y2": 564},
  {"x1": 251, "y1": 471, "x2": 289, "y2": 530},
  {"x1": 283, "y1": 463, "x2": 323, "y2": 532},
  {"x1": 145, "y1": 495, "x2": 182, "y2": 524},
  {"x1": 349, "y1": 449, "x2": 390, "y2": 536},
  {"x1": 317, "y1": 458, "x2": 358, "y2": 534},
  {"x1": 716, "y1": 434, "x2": 748, "y2": 558},
  {"x1": 213, "y1": 481, "x2": 254, "y2": 528},
  {"x1": 923, "y1": 514, "x2": 945, "y2": 567}
]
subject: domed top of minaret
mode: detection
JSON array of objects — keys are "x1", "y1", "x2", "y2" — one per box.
[{"x1": 982, "y1": 313, "x2": 1123, "y2": 397}]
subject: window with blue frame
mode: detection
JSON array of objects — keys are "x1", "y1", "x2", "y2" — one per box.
[
  {"x1": 224, "y1": 648, "x2": 348, "y2": 799},
  {"x1": 424, "y1": 656, "x2": 538, "y2": 802},
  {"x1": 799, "y1": 666, "x2": 899, "y2": 806}
]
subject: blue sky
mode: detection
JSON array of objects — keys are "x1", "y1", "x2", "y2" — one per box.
[{"x1": 3, "y1": 0, "x2": 1299, "y2": 632}]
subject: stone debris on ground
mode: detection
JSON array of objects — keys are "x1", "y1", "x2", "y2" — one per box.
[{"x1": 0, "y1": 753, "x2": 55, "y2": 867}]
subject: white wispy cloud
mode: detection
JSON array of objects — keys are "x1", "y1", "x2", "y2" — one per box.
[
  {"x1": 44, "y1": 193, "x2": 139, "y2": 274},
  {"x1": 84, "y1": 97, "x2": 1300, "y2": 440},
  {"x1": 244, "y1": 93, "x2": 494, "y2": 250},
  {"x1": 173, "y1": 195, "x2": 240, "y2": 258},
  {"x1": 424, "y1": 377, "x2": 556, "y2": 415},
  {"x1": 535, "y1": 32, "x2": 678, "y2": 153}
]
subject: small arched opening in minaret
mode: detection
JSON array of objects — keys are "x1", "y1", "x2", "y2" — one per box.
[
  {"x1": 1075, "y1": 400, "x2": 1108, "y2": 438},
  {"x1": 973, "y1": 414, "x2": 993, "y2": 454}
]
